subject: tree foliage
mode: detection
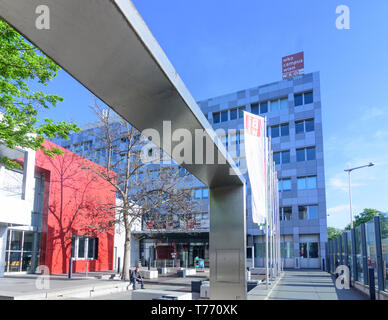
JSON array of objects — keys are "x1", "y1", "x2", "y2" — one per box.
[
  {"x1": 0, "y1": 20, "x2": 79, "y2": 169},
  {"x1": 345, "y1": 208, "x2": 383, "y2": 230},
  {"x1": 327, "y1": 226, "x2": 343, "y2": 241}
]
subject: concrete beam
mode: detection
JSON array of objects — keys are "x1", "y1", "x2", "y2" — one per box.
[{"x1": 0, "y1": 0, "x2": 247, "y2": 298}]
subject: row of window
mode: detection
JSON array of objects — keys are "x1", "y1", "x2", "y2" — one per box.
[
  {"x1": 280, "y1": 205, "x2": 319, "y2": 221},
  {"x1": 274, "y1": 147, "x2": 316, "y2": 166},
  {"x1": 193, "y1": 187, "x2": 209, "y2": 200},
  {"x1": 278, "y1": 175, "x2": 317, "y2": 192},
  {"x1": 210, "y1": 91, "x2": 314, "y2": 124}
]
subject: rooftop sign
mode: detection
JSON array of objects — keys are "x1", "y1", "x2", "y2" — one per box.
[{"x1": 282, "y1": 51, "x2": 304, "y2": 79}]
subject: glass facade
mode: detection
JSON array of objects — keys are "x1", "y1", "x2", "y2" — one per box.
[
  {"x1": 380, "y1": 214, "x2": 388, "y2": 292},
  {"x1": 355, "y1": 225, "x2": 364, "y2": 283},
  {"x1": 139, "y1": 237, "x2": 209, "y2": 268},
  {"x1": 4, "y1": 229, "x2": 41, "y2": 273}
]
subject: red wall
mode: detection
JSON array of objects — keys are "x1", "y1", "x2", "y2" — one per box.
[{"x1": 35, "y1": 140, "x2": 116, "y2": 274}]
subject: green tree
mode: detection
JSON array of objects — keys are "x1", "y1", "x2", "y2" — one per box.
[
  {"x1": 328, "y1": 227, "x2": 343, "y2": 240},
  {"x1": 0, "y1": 20, "x2": 79, "y2": 169},
  {"x1": 345, "y1": 208, "x2": 383, "y2": 230}
]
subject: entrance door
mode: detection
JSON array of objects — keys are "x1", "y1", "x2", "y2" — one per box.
[{"x1": 299, "y1": 241, "x2": 320, "y2": 268}]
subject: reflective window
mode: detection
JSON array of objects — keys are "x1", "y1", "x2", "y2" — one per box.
[
  {"x1": 295, "y1": 121, "x2": 304, "y2": 134},
  {"x1": 213, "y1": 112, "x2": 220, "y2": 123},
  {"x1": 281, "y1": 124, "x2": 289, "y2": 136},
  {"x1": 281, "y1": 151, "x2": 290, "y2": 164},
  {"x1": 260, "y1": 102, "x2": 268, "y2": 114},
  {"x1": 297, "y1": 177, "x2": 306, "y2": 190},
  {"x1": 294, "y1": 93, "x2": 303, "y2": 106},
  {"x1": 306, "y1": 147, "x2": 316, "y2": 160},
  {"x1": 280, "y1": 179, "x2": 291, "y2": 191},
  {"x1": 271, "y1": 126, "x2": 280, "y2": 138},
  {"x1": 305, "y1": 119, "x2": 315, "y2": 132},
  {"x1": 280, "y1": 207, "x2": 292, "y2": 221},
  {"x1": 230, "y1": 108, "x2": 237, "y2": 120},
  {"x1": 280, "y1": 98, "x2": 288, "y2": 110},
  {"x1": 273, "y1": 152, "x2": 281, "y2": 165},
  {"x1": 194, "y1": 189, "x2": 202, "y2": 200},
  {"x1": 270, "y1": 100, "x2": 279, "y2": 112},
  {"x1": 221, "y1": 110, "x2": 228, "y2": 122},
  {"x1": 309, "y1": 243, "x2": 319, "y2": 258},
  {"x1": 250, "y1": 104, "x2": 259, "y2": 115},
  {"x1": 307, "y1": 176, "x2": 317, "y2": 189},
  {"x1": 296, "y1": 148, "x2": 305, "y2": 162},
  {"x1": 304, "y1": 92, "x2": 313, "y2": 104},
  {"x1": 300, "y1": 243, "x2": 308, "y2": 258},
  {"x1": 78, "y1": 238, "x2": 85, "y2": 258},
  {"x1": 202, "y1": 188, "x2": 209, "y2": 199}
]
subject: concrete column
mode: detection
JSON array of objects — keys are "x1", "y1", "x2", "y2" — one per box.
[
  {"x1": 209, "y1": 184, "x2": 246, "y2": 300},
  {"x1": 0, "y1": 225, "x2": 7, "y2": 277}
]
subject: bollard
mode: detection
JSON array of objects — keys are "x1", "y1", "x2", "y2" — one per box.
[
  {"x1": 117, "y1": 257, "x2": 121, "y2": 275},
  {"x1": 68, "y1": 257, "x2": 73, "y2": 279},
  {"x1": 369, "y1": 268, "x2": 376, "y2": 300}
]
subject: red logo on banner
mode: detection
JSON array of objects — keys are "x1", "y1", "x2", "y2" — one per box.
[{"x1": 245, "y1": 114, "x2": 262, "y2": 137}]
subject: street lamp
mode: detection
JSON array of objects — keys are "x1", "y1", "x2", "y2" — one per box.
[{"x1": 344, "y1": 162, "x2": 374, "y2": 229}]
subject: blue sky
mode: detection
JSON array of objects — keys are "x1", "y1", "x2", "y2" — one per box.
[{"x1": 33, "y1": 0, "x2": 388, "y2": 229}]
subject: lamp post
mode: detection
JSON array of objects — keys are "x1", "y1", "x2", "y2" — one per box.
[{"x1": 344, "y1": 162, "x2": 374, "y2": 229}]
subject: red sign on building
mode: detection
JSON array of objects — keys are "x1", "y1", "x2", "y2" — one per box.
[{"x1": 282, "y1": 51, "x2": 304, "y2": 79}]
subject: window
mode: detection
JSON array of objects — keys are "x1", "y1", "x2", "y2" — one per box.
[
  {"x1": 251, "y1": 103, "x2": 259, "y2": 115},
  {"x1": 281, "y1": 151, "x2": 290, "y2": 164},
  {"x1": 281, "y1": 123, "x2": 289, "y2": 136},
  {"x1": 280, "y1": 98, "x2": 288, "y2": 110},
  {"x1": 270, "y1": 100, "x2": 279, "y2": 112},
  {"x1": 300, "y1": 243, "x2": 308, "y2": 258},
  {"x1": 269, "y1": 124, "x2": 289, "y2": 138},
  {"x1": 300, "y1": 242, "x2": 318, "y2": 258},
  {"x1": 271, "y1": 126, "x2": 279, "y2": 138},
  {"x1": 213, "y1": 112, "x2": 220, "y2": 124},
  {"x1": 221, "y1": 110, "x2": 228, "y2": 122},
  {"x1": 296, "y1": 148, "x2": 305, "y2": 162},
  {"x1": 273, "y1": 152, "x2": 281, "y2": 165},
  {"x1": 279, "y1": 179, "x2": 291, "y2": 192},
  {"x1": 260, "y1": 102, "x2": 268, "y2": 114},
  {"x1": 297, "y1": 176, "x2": 317, "y2": 190},
  {"x1": 309, "y1": 242, "x2": 319, "y2": 258},
  {"x1": 294, "y1": 91, "x2": 313, "y2": 106},
  {"x1": 295, "y1": 119, "x2": 315, "y2": 134},
  {"x1": 71, "y1": 236, "x2": 98, "y2": 260},
  {"x1": 230, "y1": 108, "x2": 237, "y2": 120},
  {"x1": 274, "y1": 150, "x2": 290, "y2": 165},
  {"x1": 304, "y1": 91, "x2": 313, "y2": 104},
  {"x1": 306, "y1": 147, "x2": 316, "y2": 160},
  {"x1": 295, "y1": 121, "x2": 305, "y2": 134},
  {"x1": 294, "y1": 93, "x2": 303, "y2": 106},
  {"x1": 280, "y1": 207, "x2": 292, "y2": 221},
  {"x1": 305, "y1": 119, "x2": 315, "y2": 132},
  {"x1": 298, "y1": 205, "x2": 318, "y2": 220},
  {"x1": 194, "y1": 188, "x2": 208, "y2": 200},
  {"x1": 296, "y1": 147, "x2": 316, "y2": 162}
]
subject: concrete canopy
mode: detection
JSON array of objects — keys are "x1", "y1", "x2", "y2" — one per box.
[{"x1": 0, "y1": 0, "x2": 247, "y2": 299}]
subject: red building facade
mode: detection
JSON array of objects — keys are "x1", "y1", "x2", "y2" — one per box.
[{"x1": 35, "y1": 141, "x2": 116, "y2": 274}]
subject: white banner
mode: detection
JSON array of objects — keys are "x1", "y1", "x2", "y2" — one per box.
[{"x1": 244, "y1": 111, "x2": 266, "y2": 224}]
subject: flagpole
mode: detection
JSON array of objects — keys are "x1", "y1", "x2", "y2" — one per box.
[{"x1": 264, "y1": 118, "x2": 269, "y2": 290}]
